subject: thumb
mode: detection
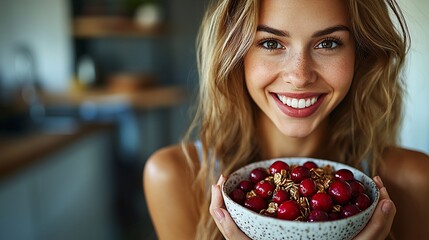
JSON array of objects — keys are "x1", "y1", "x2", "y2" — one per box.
[{"x1": 354, "y1": 176, "x2": 396, "y2": 240}]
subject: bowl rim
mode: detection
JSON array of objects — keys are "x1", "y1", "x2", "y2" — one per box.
[{"x1": 222, "y1": 157, "x2": 380, "y2": 225}]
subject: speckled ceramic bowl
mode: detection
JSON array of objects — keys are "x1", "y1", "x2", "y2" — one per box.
[{"x1": 222, "y1": 157, "x2": 379, "y2": 240}]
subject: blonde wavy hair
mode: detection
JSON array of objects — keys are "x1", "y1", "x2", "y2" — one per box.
[{"x1": 182, "y1": 0, "x2": 409, "y2": 239}]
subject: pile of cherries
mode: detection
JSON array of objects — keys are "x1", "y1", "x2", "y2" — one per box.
[{"x1": 228, "y1": 160, "x2": 372, "y2": 222}]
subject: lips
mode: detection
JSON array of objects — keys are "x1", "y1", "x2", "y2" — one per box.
[{"x1": 272, "y1": 93, "x2": 325, "y2": 118}]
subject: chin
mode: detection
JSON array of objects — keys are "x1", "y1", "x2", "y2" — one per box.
[
  {"x1": 278, "y1": 125, "x2": 314, "y2": 138},
  {"x1": 283, "y1": 131, "x2": 312, "y2": 139},
  {"x1": 274, "y1": 118, "x2": 323, "y2": 139}
]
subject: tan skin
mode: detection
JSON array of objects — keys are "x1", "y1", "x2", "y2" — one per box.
[
  {"x1": 380, "y1": 148, "x2": 429, "y2": 240},
  {"x1": 144, "y1": 145, "x2": 200, "y2": 239},
  {"x1": 144, "y1": 0, "x2": 429, "y2": 239}
]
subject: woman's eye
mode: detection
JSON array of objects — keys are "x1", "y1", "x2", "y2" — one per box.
[
  {"x1": 315, "y1": 39, "x2": 342, "y2": 50},
  {"x1": 260, "y1": 40, "x2": 283, "y2": 50}
]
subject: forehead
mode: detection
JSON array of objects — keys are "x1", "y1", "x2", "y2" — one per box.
[{"x1": 258, "y1": 0, "x2": 351, "y2": 32}]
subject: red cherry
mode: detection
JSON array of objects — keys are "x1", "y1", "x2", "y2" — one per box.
[
  {"x1": 310, "y1": 192, "x2": 333, "y2": 212},
  {"x1": 299, "y1": 178, "x2": 317, "y2": 197},
  {"x1": 340, "y1": 204, "x2": 361, "y2": 218},
  {"x1": 334, "y1": 169, "x2": 355, "y2": 181},
  {"x1": 269, "y1": 160, "x2": 290, "y2": 175},
  {"x1": 328, "y1": 180, "x2": 352, "y2": 205},
  {"x1": 347, "y1": 179, "x2": 366, "y2": 198},
  {"x1": 255, "y1": 180, "x2": 275, "y2": 199},
  {"x1": 249, "y1": 167, "x2": 268, "y2": 183},
  {"x1": 277, "y1": 200, "x2": 301, "y2": 220},
  {"x1": 244, "y1": 196, "x2": 267, "y2": 213},
  {"x1": 272, "y1": 189, "x2": 290, "y2": 204},
  {"x1": 307, "y1": 210, "x2": 329, "y2": 222},
  {"x1": 352, "y1": 193, "x2": 371, "y2": 211},
  {"x1": 303, "y1": 161, "x2": 318, "y2": 170},
  {"x1": 291, "y1": 166, "x2": 311, "y2": 183},
  {"x1": 238, "y1": 180, "x2": 254, "y2": 192},
  {"x1": 229, "y1": 188, "x2": 246, "y2": 205},
  {"x1": 328, "y1": 212, "x2": 341, "y2": 221}
]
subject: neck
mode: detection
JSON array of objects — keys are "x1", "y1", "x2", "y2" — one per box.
[{"x1": 257, "y1": 114, "x2": 332, "y2": 160}]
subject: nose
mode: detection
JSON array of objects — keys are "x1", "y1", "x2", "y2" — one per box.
[{"x1": 281, "y1": 50, "x2": 316, "y2": 88}]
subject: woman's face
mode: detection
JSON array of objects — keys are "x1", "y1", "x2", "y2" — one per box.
[{"x1": 244, "y1": 0, "x2": 355, "y2": 138}]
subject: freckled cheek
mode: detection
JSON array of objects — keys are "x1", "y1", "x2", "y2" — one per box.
[
  {"x1": 244, "y1": 58, "x2": 277, "y2": 90},
  {"x1": 325, "y1": 59, "x2": 355, "y2": 94}
]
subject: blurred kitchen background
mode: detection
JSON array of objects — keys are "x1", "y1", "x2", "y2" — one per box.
[{"x1": 0, "y1": 0, "x2": 428, "y2": 240}]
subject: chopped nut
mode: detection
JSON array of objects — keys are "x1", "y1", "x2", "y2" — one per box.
[
  {"x1": 265, "y1": 175, "x2": 274, "y2": 183},
  {"x1": 299, "y1": 197, "x2": 309, "y2": 209},
  {"x1": 266, "y1": 202, "x2": 278, "y2": 214},
  {"x1": 316, "y1": 182, "x2": 325, "y2": 193},
  {"x1": 323, "y1": 165, "x2": 335, "y2": 176},
  {"x1": 323, "y1": 178, "x2": 332, "y2": 190},
  {"x1": 300, "y1": 207, "x2": 309, "y2": 219},
  {"x1": 246, "y1": 190, "x2": 257, "y2": 198},
  {"x1": 333, "y1": 205, "x2": 342, "y2": 212},
  {"x1": 290, "y1": 187, "x2": 300, "y2": 200},
  {"x1": 311, "y1": 168, "x2": 324, "y2": 179}
]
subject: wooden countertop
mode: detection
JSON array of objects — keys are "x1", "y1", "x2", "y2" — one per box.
[
  {"x1": 0, "y1": 85, "x2": 188, "y2": 180},
  {"x1": 0, "y1": 123, "x2": 113, "y2": 180}
]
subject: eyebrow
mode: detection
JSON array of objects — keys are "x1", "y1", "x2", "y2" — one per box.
[
  {"x1": 256, "y1": 25, "x2": 350, "y2": 38},
  {"x1": 257, "y1": 25, "x2": 289, "y2": 37}
]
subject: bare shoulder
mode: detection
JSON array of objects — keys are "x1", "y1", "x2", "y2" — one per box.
[
  {"x1": 381, "y1": 146, "x2": 429, "y2": 239},
  {"x1": 143, "y1": 142, "x2": 200, "y2": 197},
  {"x1": 144, "y1": 144, "x2": 198, "y2": 180},
  {"x1": 382, "y1": 146, "x2": 429, "y2": 186},
  {"x1": 143, "y1": 143, "x2": 200, "y2": 240}
]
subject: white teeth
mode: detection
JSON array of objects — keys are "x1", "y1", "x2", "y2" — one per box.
[
  {"x1": 291, "y1": 99, "x2": 298, "y2": 108},
  {"x1": 277, "y1": 94, "x2": 319, "y2": 109},
  {"x1": 298, "y1": 99, "x2": 306, "y2": 108},
  {"x1": 280, "y1": 95, "x2": 287, "y2": 104}
]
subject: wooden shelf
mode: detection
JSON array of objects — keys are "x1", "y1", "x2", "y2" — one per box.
[
  {"x1": 40, "y1": 85, "x2": 187, "y2": 110},
  {"x1": 73, "y1": 16, "x2": 167, "y2": 38}
]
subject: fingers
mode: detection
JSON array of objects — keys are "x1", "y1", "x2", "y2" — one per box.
[
  {"x1": 373, "y1": 175, "x2": 384, "y2": 189},
  {"x1": 210, "y1": 175, "x2": 227, "y2": 209},
  {"x1": 354, "y1": 176, "x2": 396, "y2": 240},
  {"x1": 210, "y1": 175, "x2": 250, "y2": 240}
]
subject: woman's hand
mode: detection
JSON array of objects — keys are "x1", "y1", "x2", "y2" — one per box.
[
  {"x1": 210, "y1": 175, "x2": 250, "y2": 240},
  {"x1": 353, "y1": 176, "x2": 396, "y2": 240},
  {"x1": 210, "y1": 175, "x2": 395, "y2": 240}
]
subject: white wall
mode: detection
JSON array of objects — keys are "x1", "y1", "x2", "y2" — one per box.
[
  {"x1": 398, "y1": 0, "x2": 429, "y2": 154},
  {"x1": 0, "y1": 0, "x2": 72, "y2": 95}
]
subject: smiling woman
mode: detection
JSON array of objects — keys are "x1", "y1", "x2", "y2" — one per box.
[
  {"x1": 143, "y1": 0, "x2": 429, "y2": 239},
  {"x1": 244, "y1": 0, "x2": 355, "y2": 139}
]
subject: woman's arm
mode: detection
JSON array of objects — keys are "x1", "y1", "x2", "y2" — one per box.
[{"x1": 143, "y1": 145, "x2": 199, "y2": 240}]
